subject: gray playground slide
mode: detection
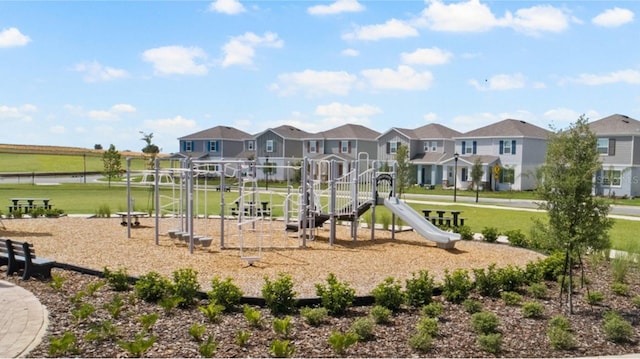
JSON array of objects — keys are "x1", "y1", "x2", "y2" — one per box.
[{"x1": 383, "y1": 197, "x2": 461, "y2": 249}]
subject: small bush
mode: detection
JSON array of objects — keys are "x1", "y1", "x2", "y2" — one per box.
[
  {"x1": 103, "y1": 294, "x2": 125, "y2": 319},
  {"x1": 603, "y1": 311, "x2": 634, "y2": 343},
  {"x1": 632, "y1": 295, "x2": 640, "y2": 308},
  {"x1": 272, "y1": 316, "x2": 293, "y2": 339},
  {"x1": 172, "y1": 268, "x2": 201, "y2": 308},
  {"x1": 408, "y1": 331, "x2": 433, "y2": 353},
  {"x1": 611, "y1": 282, "x2": 629, "y2": 296},
  {"x1": 371, "y1": 277, "x2": 404, "y2": 312},
  {"x1": 300, "y1": 307, "x2": 328, "y2": 326},
  {"x1": 470, "y1": 311, "x2": 500, "y2": 335},
  {"x1": 315, "y1": 273, "x2": 355, "y2": 316},
  {"x1": 270, "y1": 339, "x2": 295, "y2": 358},
  {"x1": 404, "y1": 270, "x2": 435, "y2": 307},
  {"x1": 199, "y1": 302, "x2": 225, "y2": 323},
  {"x1": 500, "y1": 291, "x2": 522, "y2": 306},
  {"x1": 235, "y1": 330, "x2": 251, "y2": 347},
  {"x1": 48, "y1": 332, "x2": 79, "y2": 357},
  {"x1": 611, "y1": 255, "x2": 632, "y2": 284},
  {"x1": 527, "y1": 282, "x2": 548, "y2": 299},
  {"x1": 365, "y1": 305, "x2": 390, "y2": 325},
  {"x1": 243, "y1": 305, "x2": 264, "y2": 327},
  {"x1": 350, "y1": 317, "x2": 375, "y2": 341},
  {"x1": 49, "y1": 273, "x2": 67, "y2": 291},
  {"x1": 521, "y1": 301, "x2": 544, "y2": 318},
  {"x1": 462, "y1": 299, "x2": 483, "y2": 314},
  {"x1": 262, "y1": 273, "x2": 298, "y2": 315},
  {"x1": 135, "y1": 272, "x2": 172, "y2": 303},
  {"x1": 547, "y1": 326, "x2": 575, "y2": 350},
  {"x1": 548, "y1": 315, "x2": 571, "y2": 332},
  {"x1": 497, "y1": 264, "x2": 526, "y2": 292},
  {"x1": 442, "y1": 269, "x2": 474, "y2": 304},
  {"x1": 455, "y1": 225, "x2": 474, "y2": 241},
  {"x1": 71, "y1": 303, "x2": 96, "y2": 324},
  {"x1": 85, "y1": 320, "x2": 119, "y2": 342},
  {"x1": 473, "y1": 264, "x2": 501, "y2": 298},
  {"x1": 198, "y1": 335, "x2": 218, "y2": 358},
  {"x1": 328, "y1": 331, "x2": 358, "y2": 355},
  {"x1": 586, "y1": 291, "x2": 605, "y2": 305},
  {"x1": 189, "y1": 323, "x2": 206, "y2": 342},
  {"x1": 416, "y1": 316, "x2": 439, "y2": 337},
  {"x1": 139, "y1": 313, "x2": 159, "y2": 333},
  {"x1": 103, "y1": 267, "x2": 131, "y2": 292},
  {"x1": 504, "y1": 229, "x2": 527, "y2": 247},
  {"x1": 95, "y1": 204, "x2": 112, "y2": 218},
  {"x1": 481, "y1": 226, "x2": 499, "y2": 243},
  {"x1": 420, "y1": 302, "x2": 444, "y2": 318},
  {"x1": 208, "y1": 276, "x2": 244, "y2": 312},
  {"x1": 158, "y1": 295, "x2": 183, "y2": 314},
  {"x1": 477, "y1": 333, "x2": 502, "y2": 354},
  {"x1": 117, "y1": 333, "x2": 157, "y2": 358}
]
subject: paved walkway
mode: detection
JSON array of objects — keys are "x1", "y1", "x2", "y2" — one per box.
[{"x1": 0, "y1": 280, "x2": 48, "y2": 358}]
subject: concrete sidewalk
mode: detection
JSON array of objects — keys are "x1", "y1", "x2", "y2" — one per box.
[{"x1": 0, "y1": 280, "x2": 48, "y2": 358}]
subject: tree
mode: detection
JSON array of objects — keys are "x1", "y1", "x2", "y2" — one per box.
[
  {"x1": 395, "y1": 144, "x2": 411, "y2": 197},
  {"x1": 262, "y1": 158, "x2": 276, "y2": 189},
  {"x1": 535, "y1": 115, "x2": 613, "y2": 313},
  {"x1": 140, "y1": 131, "x2": 160, "y2": 169},
  {"x1": 470, "y1": 158, "x2": 484, "y2": 203},
  {"x1": 102, "y1": 144, "x2": 122, "y2": 188}
]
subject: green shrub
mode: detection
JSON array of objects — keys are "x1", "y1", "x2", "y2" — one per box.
[
  {"x1": 300, "y1": 307, "x2": 328, "y2": 326},
  {"x1": 455, "y1": 225, "x2": 474, "y2": 241},
  {"x1": 235, "y1": 330, "x2": 251, "y2": 347},
  {"x1": 134, "y1": 272, "x2": 172, "y2": 303},
  {"x1": 603, "y1": 311, "x2": 634, "y2": 343},
  {"x1": 611, "y1": 282, "x2": 629, "y2": 296},
  {"x1": 95, "y1": 204, "x2": 112, "y2": 218},
  {"x1": 71, "y1": 303, "x2": 96, "y2": 324},
  {"x1": 85, "y1": 280, "x2": 106, "y2": 297},
  {"x1": 611, "y1": 254, "x2": 632, "y2": 284},
  {"x1": 189, "y1": 323, "x2": 206, "y2": 342},
  {"x1": 139, "y1": 313, "x2": 159, "y2": 333},
  {"x1": 632, "y1": 295, "x2": 640, "y2": 308},
  {"x1": 371, "y1": 277, "x2": 404, "y2": 312},
  {"x1": 198, "y1": 335, "x2": 218, "y2": 358},
  {"x1": 586, "y1": 291, "x2": 605, "y2": 305},
  {"x1": 404, "y1": 270, "x2": 435, "y2": 307},
  {"x1": 408, "y1": 331, "x2": 433, "y2": 353},
  {"x1": 269, "y1": 339, "x2": 295, "y2": 358},
  {"x1": 243, "y1": 304, "x2": 264, "y2": 327},
  {"x1": 538, "y1": 251, "x2": 567, "y2": 281},
  {"x1": 172, "y1": 268, "x2": 201, "y2": 308},
  {"x1": 117, "y1": 333, "x2": 157, "y2": 358},
  {"x1": 521, "y1": 301, "x2": 544, "y2": 318},
  {"x1": 477, "y1": 333, "x2": 502, "y2": 354},
  {"x1": 504, "y1": 229, "x2": 528, "y2": 247},
  {"x1": 48, "y1": 332, "x2": 79, "y2": 357},
  {"x1": 497, "y1": 264, "x2": 526, "y2": 292},
  {"x1": 548, "y1": 315, "x2": 571, "y2": 332},
  {"x1": 103, "y1": 267, "x2": 131, "y2": 292},
  {"x1": 208, "y1": 276, "x2": 244, "y2": 312},
  {"x1": 380, "y1": 213, "x2": 391, "y2": 230},
  {"x1": 103, "y1": 293, "x2": 125, "y2": 319},
  {"x1": 420, "y1": 301, "x2": 444, "y2": 318},
  {"x1": 262, "y1": 273, "x2": 297, "y2": 315},
  {"x1": 199, "y1": 302, "x2": 225, "y2": 323},
  {"x1": 416, "y1": 316, "x2": 439, "y2": 337},
  {"x1": 85, "y1": 320, "x2": 119, "y2": 342},
  {"x1": 350, "y1": 317, "x2": 375, "y2": 341},
  {"x1": 327, "y1": 331, "x2": 358, "y2": 355},
  {"x1": 470, "y1": 311, "x2": 500, "y2": 334},
  {"x1": 158, "y1": 295, "x2": 183, "y2": 314},
  {"x1": 473, "y1": 264, "x2": 501, "y2": 298},
  {"x1": 527, "y1": 282, "x2": 548, "y2": 299},
  {"x1": 272, "y1": 316, "x2": 293, "y2": 339},
  {"x1": 442, "y1": 269, "x2": 473, "y2": 304},
  {"x1": 481, "y1": 226, "x2": 499, "y2": 243},
  {"x1": 49, "y1": 273, "x2": 67, "y2": 291},
  {"x1": 547, "y1": 326, "x2": 575, "y2": 350},
  {"x1": 369, "y1": 305, "x2": 392, "y2": 324},
  {"x1": 500, "y1": 291, "x2": 522, "y2": 306},
  {"x1": 462, "y1": 299, "x2": 483, "y2": 314},
  {"x1": 315, "y1": 273, "x2": 355, "y2": 316}
]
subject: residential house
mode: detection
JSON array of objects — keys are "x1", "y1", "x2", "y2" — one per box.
[
  {"x1": 449, "y1": 119, "x2": 551, "y2": 191},
  {"x1": 302, "y1": 124, "x2": 380, "y2": 179},
  {"x1": 254, "y1": 125, "x2": 311, "y2": 181},
  {"x1": 589, "y1": 114, "x2": 640, "y2": 198},
  {"x1": 377, "y1": 123, "x2": 460, "y2": 187},
  {"x1": 177, "y1": 126, "x2": 251, "y2": 160}
]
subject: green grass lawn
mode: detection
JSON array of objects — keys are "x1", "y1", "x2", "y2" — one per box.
[
  {"x1": 1, "y1": 182, "x2": 638, "y2": 252},
  {"x1": 0, "y1": 153, "x2": 151, "y2": 173}
]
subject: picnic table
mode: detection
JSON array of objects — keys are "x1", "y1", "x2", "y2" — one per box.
[
  {"x1": 9, "y1": 198, "x2": 51, "y2": 213},
  {"x1": 422, "y1": 208, "x2": 464, "y2": 227},
  {"x1": 115, "y1": 211, "x2": 148, "y2": 227}
]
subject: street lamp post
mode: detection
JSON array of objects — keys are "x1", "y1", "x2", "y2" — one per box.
[
  {"x1": 265, "y1": 156, "x2": 269, "y2": 190},
  {"x1": 453, "y1": 153, "x2": 459, "y2": 202}
]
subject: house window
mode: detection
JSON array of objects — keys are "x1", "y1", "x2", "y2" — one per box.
[
  {"x1": 461, "y1": 140, "x2": 477, "y2": 154},
  {"x1": 309, "y1": 140, "x2": 317, "y2": 153},
  {"x1": 183, "y1": 141, "x2": 193, "y2": 152},
  {"x1": 500, "y1": 167, "x2": 515, "y2": 184},
  {"x1": 602, "y1": 170, "x2": 621, "y2": 186},
  {"x1": 597, "y1": 138, "x2": 615, "y2": 155},
  {"x1": 209, "y1": 141, "x2": 219, "y2": 152},
  {"x1": 431, "y1": 141, "x2": 437, "y2": 152},
  {"x1": 500, "y1": 140, "x2": 516, "y2": 155},
  {"x1": 390, "y1": 141, "x2": 398, "y2": 154},
  {"x1": 341, "y1": 141, "x2": 350, "y2": 153},
  {"x1": 266, "y1": 140, "x2": 274, "y2": 153},
  {"x1": 247, "y1": 141, "x2": 254, "y2": 151},
  {"x1": 423, "y1": 142, "x2": 430, "y2": 152},
  {"x1": 503, "y1": 141, "x2": 511, "y2": 154}
]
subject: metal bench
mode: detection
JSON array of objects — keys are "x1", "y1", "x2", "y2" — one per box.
[{"x1": 0, "y1": 239, "x2": 55, "y2": 280}]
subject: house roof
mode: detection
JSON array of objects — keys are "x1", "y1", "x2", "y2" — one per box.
[
  {"x1": 376, "y1": 127, "x2": 417, "y2": 140},
  {"x1": 413, "y1": 123, "x2": 462, "y2": 139},
  {"x1": 311, "y1": 124, "x2": 380, "y2": 140},
  {"x1": 410, "y1": 152, "x2": 447, "y2": 164},
  {"x1": 179, "y1": 126, "x2": 251, "y2": 141},
  {"x1": 457, "y1": 119, "x2": 551, "y2": 139},
  {"x1": 258, "y1": 125, "x2": 311, "y2": 140},
  {"x1": 588, "y1": 114, "x2": 640, "y2": 135}
]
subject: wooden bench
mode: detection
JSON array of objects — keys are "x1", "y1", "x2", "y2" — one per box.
[{"x1": 0, "y1": 239, "x2": 56, "y2": 280}]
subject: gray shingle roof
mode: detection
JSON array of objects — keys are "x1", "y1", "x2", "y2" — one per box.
[
  {"x1": 413, "y1": 123, "x2": 462, "y2": 139},
  {"x1": 179, "y1": 126, "x2": 251, "y2": 140},
  {"x1": 267, "y1": 125, "x2": 312, "y2": 139},
  {"x1": 312, "y1": 124, "x2": 380, "y2": 140},
  {"x1": 588, "y1": 114, "x2": 640, "y2": 135},
  {"x1": 458, "y1": 119, "x2": 551, "y2": 139}
]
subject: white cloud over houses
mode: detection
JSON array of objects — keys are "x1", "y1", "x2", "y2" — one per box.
[
  {"x1": 142, "y1": 46, "x2": 208, "y2": 75},
  {"x1": 361, "y1": 66, "x2": 433, "y2": 90},
  {"x1": 73, "y1": 61, "x2": 129, "y2": 82},
  {"x1": 221, "y1": 32, "x2": 283, "y2": 68},
  {"x1": 401, "y1": 47, "x2": 452, "y2": 66},
  {"x1": 270, "y1": 70, "x2": 357, "y2": 96},
  {"x1": 208, "y1": 0, "x2": 245, "y2": 15},
  {"x1": 592, "y1": 7, "x2": 634, "y2": 27},
  {"x1": 342, "y1": 19, "x2": 418, "y2": 41},
  {"x1": 0, "y1": 104, "x2": 37, "y2": 122},
  {"x1": 508, "y1": 5, "x2": 571, "y2": 36},
  {"x1": 469, "y1": 73, "x2": 526, "y2": 91},
  {"x1": 144, "y1": 115, "x2": 197, "y2": 133},
  {"x1": 314, "y1": 102, "x2": 382, "y2": 118},
  {"x1": 570, "y1": 69, "x2": 640, "y2": 85},
  {"x1": 0, "y1": 27, "x2": 31, "y2": 47},
  {"x1": 307, "y1": 0, "x2": 364, "y2": 15}
]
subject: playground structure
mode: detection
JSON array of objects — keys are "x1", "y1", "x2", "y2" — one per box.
[{"x1": 122, "y1": 153, "x2": 461, "y2": 264}]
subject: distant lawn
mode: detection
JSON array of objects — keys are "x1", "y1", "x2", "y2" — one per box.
[
  {"x1": 0, "y1": 182, "x2": 638, "y2": 252},
  {"x1": 0, "y1": 153, "x2": 151, "y2": 173}
]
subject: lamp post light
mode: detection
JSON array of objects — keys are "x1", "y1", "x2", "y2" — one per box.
[{"x1": 453, "y1": 153, "x2": 459, "y2": 203}]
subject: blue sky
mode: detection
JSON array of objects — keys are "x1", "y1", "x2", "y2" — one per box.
[{"x1": 1, "y1": 0, "x2": 638, "y2": 154}]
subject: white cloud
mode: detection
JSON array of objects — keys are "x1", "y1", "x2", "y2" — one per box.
[
  {"x1": 543, "y1": 108, "x2": 600, "y2": 128},
  {"x1": 0, "y1": 104, "x2": 36, "y2": 122},
  {"x1": 469, "y1": 73, "x2": 526, "y2": 91},
  {"x1": 361, "y1": 65, "x2": 433, "y2": 90},
  {"x1": 88, "y1": 110, "x2": 117, "y2": 121},
  {"x1": 111, "y1": 104, "x2": 136, "y2": 113},
  {"x1": 342, "y1": 18, "x2": 418, "y2": 41},
  {"x1": 509, "y1": 5, "x2": 571, "y2": 36},
  {"x1": 452, "y1": 110, "x2": 536, "y2": 132},
  {"x1": 314, "y1": 102, "x2": 382, "y2": 117},
  {"x1": 270, "y1": 70, "x2": 357, "y2": 96},
  {"x1": 592, "y1": 8, "x2": 634, "y2": 28},
  {"x1": 144, "y1": 115, "x2": 197, "y2": 132},
  {"x1": 142, "y1": 46, "x2": 208, "y2": 75},
  {"x1": 73, "y1": 61, "x2": 129, "y2": 82},
  {"x1": 208, "y1": 0, "x2": 245, "y2": 15},
  {"x1": 49, "y1": 125, "x2": 66, "y2": 134},
  {"x1": 571, "y1": 69, "x2": 640, "y2": 85},
  {"x1": 222, "y1": 32, "x2": 283, "y2": 68},
  {"x1": 418, "y1": 0, "x2": 504, "y2": 32},
  {"x1": 341, "y1": 48, "x2": 359, "y2": 57},
  {"x1": 401, "y1": 47, "x2": 452, "y2": 66},
  {"x1": 0, "y1": 27, "x2": 31, "y2": 47},
  {"x1": 308, "y1": 0, "x2": 364, "y2": 15}
]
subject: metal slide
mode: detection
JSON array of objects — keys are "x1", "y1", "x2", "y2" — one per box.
[{"x1": 383, "y1": 197, "x2": 461, "y2": 249}]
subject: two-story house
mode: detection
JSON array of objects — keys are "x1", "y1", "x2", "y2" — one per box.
[
  {"x1": 302, "y1": 124, "x2": 380, "y2": 179},
  {"x1": 449, "y1": 119, "x2": 551, "y2": 191},
  {"x1": 177, "y1": 126, "x2": 251, "y2": 161},
  {"x1": 254, "y1": 125, "x2": 311, "y2": 181},
  {"x1": 590, "y1": 114, "x2": 640, "y2": 198}
]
